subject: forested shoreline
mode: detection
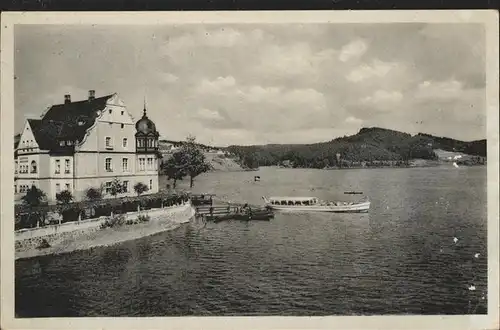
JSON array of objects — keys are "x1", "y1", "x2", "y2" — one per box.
[{"x1": 225, "y1": 127, "x2": 486, "y2": 169}]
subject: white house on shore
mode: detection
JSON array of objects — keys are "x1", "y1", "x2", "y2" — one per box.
[{"x1": 14, "y1": 90, "x2": 160, "y2": 203}]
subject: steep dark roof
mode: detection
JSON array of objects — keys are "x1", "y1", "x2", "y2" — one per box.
[
  {"x1": 29, "y1": 119, "x2": 65, "y2": 150},
  {"x1": 42, "y1": 94, "x2": 112, "y2": 123},
  {"x1": 29, "y1": 94, "x2": 114, "y2": 152}
]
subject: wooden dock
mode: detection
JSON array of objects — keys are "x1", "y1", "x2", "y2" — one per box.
[{"x1": 194, "y1": 203, "x2": 274, "y2": 223}]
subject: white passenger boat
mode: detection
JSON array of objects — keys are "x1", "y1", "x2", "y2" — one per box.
[{"x1": 262, "y1": 196, "x2": 370, "y2": 213}]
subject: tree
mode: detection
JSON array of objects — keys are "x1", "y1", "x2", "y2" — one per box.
[
  {"x1": 134, "y1": 182, "x2": 149, "y2": 196},
  {"x1": 85, "y1": 186, "x2": 102, "y2": 201},
  {"x1": 22, "y1": 185, "x2": 46, "y2": 207},
  {"x1": 161, "y1": 152, "x2": 187, "y2": 188},
  {"x1": 108, "y1": 178, "x2": 124, "y2": 198},
  {"x1": 241, "y1": 153, "x2": 259, "y2": 169},
  {"x1": 178, "y1": 136, "x2": 212, "y2": 188},
  {"x1": 56, "y1": 190, "x2": 73, "y2": 204},
  {"x1": 22, "y1": 185, "x2": 47, "y2": 228}
]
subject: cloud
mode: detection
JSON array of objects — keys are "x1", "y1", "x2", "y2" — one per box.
[
  {"x1": 160, "y1": 73, "x2": 179, "y2": 84},
  {"x1": 165, "y1": 27, "x2": 253, "y2": 52},
  {"x1": 189, "y1": 77, "x2": 329, "y2": 132},
  {"x1": 415, "y1": 79, "x2": 464, "y2": 99},
  {"x1": 257, "y1": 43, "x2": 336, "y2": 78},
  {"x1": 196, "y1": 76, "x2": 237, "y2": 94},
  {"x1": 339, "y1": 39, "x2": 368, "y2": 62},
  {"x1": 346, "y1": 59, "x2": 400, "y2": 83},
  {"x1": 195, "y1": 108, "x2": 224, "y2": 121},
  {"x1": 344, "y1": 116, "x2": 363, "y2": 125},
  {"x1": 162, "y1": 27, "x2": 265, "y2": 60},
  {"x1": 14, "y1": 24, "x2": 487, "y2": 144},
  {"x1": 361, "y1": 90, "x2": 403, "y2": 105}
]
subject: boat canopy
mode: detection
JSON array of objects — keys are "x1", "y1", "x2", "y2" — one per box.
[
  {"x1": 268, "y1": 196, "x2": 317, "y2": 201},
  {"x1": 266, "y1": 196, "x2": 319, "y2": 206}
]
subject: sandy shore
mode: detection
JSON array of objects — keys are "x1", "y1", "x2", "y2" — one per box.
[{"x1": 15, "y1": 211, "x2": 194, "y2": 260}]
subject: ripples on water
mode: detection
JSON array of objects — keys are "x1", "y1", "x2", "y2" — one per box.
[{"x1": 15, "y1": 166, "x2": 487, "y2": 316}]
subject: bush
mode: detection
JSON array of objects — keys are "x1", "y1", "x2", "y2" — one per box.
[
  {"x1": 134, "y1": 182, "x2": 149, "y2": 196},
  {"x1": 56, "y1": 190, "x2": 73, "y2": 204},
  {"x1": 85, "y1": 187, "x2": 102, "y2": 201},
  {"x1": 137, "y1": 214, "x2": 150, "y2": 223},
  {"x1": 36, "y1": 239, "x2": 51, "y2": 250},
  {"x1": 99, "y1": 214, "x2": 126, "y2": 229},
  {"x1": 61, "y1": 207, "x2": 81, "y2": 223}
]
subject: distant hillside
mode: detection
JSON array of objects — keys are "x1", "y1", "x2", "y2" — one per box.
[
  {"x1": 158, "y1": 139, "x2": 244, "y2": 172},
  {"x1": 226, "y1": 127, "x2": 486, "y2": 169},
  {"x1": 159, "y1": 139, "x2": 224, "y2": 152}
]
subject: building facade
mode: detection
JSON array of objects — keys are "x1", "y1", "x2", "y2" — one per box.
[{"x1": 14, "y1": 91, "x2": 160, "y2": 203}]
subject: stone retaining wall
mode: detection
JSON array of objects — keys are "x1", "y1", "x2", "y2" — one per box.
[{"x1": 15, "y1": 202, "x2": 193, "y2": 252}]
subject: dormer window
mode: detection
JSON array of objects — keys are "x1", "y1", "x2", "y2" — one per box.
[
  {"x1": 78, "y1": 120, "x2": 85, "y2": 126},
  {"x1": 60, "y1": 141, "x2": 66, "y2": 146},
  {"x1": 121, "y1": 111, "x2": 124, "y2": 115}
]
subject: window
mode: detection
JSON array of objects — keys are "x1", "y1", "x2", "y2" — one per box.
[
  {"x1": 105, "y1": 158, "x2": 113, "y2": 172},
  {"x1": 65, "y1": 183, "x2": 70, "y2": 191},
  {"x1": 123, "y1": 181, "x2": 129, "y2": 193},
  {"x1": 149, "y1": 179, "x2": 153, "y2": 190},
  {"x1": 30, "y1": 160, "x2": 37, "y2": 173},
  {"x1": 139, "y1": 158, "x2": 145, "y2": 171},
  {"x1": 121, "y1": 124, "x2": 124, "y2": 129},
  {"x1": 109, "y1": 109, "x2": 113, "y2": 114},
  {"x1": 105, "y1": 181, "x2": 112, "y2": 194},
  {"x1": 15, "y1": 161, "x2": 18, "y2": 174},
  {"x1": 14, "y1": 185, "x2": 17, "y2": 194},
  {"x1": 55, "y1": 160, "x2": 61, "y2": 174},
  {"x1": 121, "y1": 111, "x2": 124, "y2": 115},
  {"x1": 122, "y1": 158, "x2": 129, "y2": 172},
  {"x1": 60, "y1": 141, "x2": 66, "y2": 146},
  {"x1": 147, "y1": 157, "x2": 152, "y2": 170},
  {"x1": 122, "y1": 138, "x2": 128, "y2": 148},
  {"x1": 65, "y1": 159, "x2": 70, "y2": 174},
  {"x1": 56, "y1": 183, "x2": 60, "y2": 193},
  {"x1": 105, "y1": 137, "x2": 113, "y2": 149}
]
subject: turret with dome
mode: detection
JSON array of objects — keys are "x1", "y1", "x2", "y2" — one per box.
[{"x1": 135, "y1": 103, "x2": 159, "y2": 153}]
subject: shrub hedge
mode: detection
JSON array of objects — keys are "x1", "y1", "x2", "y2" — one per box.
[{"x1": 15, "y1": 193, "x2": 190, "y2": 230}]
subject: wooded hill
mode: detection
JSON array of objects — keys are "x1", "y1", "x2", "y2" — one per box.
[{"x1": 225, "y1": 127, "x2": 486, "y2": 169}]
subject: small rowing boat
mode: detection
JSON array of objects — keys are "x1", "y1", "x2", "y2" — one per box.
[{"x1": 262, "y1": 196, "x2": 370, "y2": 213}]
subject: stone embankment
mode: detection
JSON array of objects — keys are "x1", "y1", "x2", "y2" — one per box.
[{"x1": 15, "y1": 202, "x2": 195, "y2": 260}]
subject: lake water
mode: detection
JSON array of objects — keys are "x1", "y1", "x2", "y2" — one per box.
[{"x1": 15, "y1": 166, "x2": 488, "y2": 316}]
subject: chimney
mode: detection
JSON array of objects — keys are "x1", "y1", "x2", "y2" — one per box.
[
  {"x1": 64, "y1": 94, "x2": 71, "y2": 104},
  {"x1": 88, "y1": 90, "x2": 95, "y2": 101}
]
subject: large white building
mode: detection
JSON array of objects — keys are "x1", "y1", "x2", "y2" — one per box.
[{"x1": 14, "y1": 90, "x2": 160, "y2": 203}]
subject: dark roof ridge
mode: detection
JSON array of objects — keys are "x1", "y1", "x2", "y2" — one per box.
[{"x1": 48, "y1": 93, "x2": 115, "y2": 108}]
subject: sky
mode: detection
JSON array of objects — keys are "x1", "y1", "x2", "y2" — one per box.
[{"x1": 14, "y1": 23, "x2": 486, "y2": 146}]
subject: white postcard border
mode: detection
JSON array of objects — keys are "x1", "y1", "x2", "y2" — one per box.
[{"x1": 1, "y1": 10, "x2": 498, "y2": 330}]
